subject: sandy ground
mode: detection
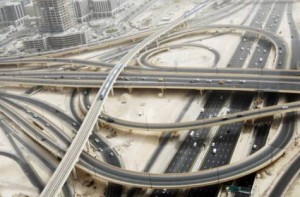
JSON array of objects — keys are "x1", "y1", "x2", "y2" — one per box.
[
  {"x1": 286, "y1": 172, "x2": 300, "y2": 197},
  {"x1": 0, "y1": 122, "x2": 38, "y2": 196},
  {"x1": 196, "y1": 34, "x2": 241, "y2": 68},
  {"x1": 284, "y1": 2, "x2": 300, "y2": 195},
  {"x1": 1, "y1": 1, "x2": 300, "y2": 196},
  {"x1": 152, "y1": 32, "x2": 241, "y2": 69},
  {"x1": 149, "y1": 46, "x2": 215, "y2": 68},
  {"x1": 131, "y1": 0, "x2": 197, "y2": 29},
  {"x1": 0, "y1": 156, "x2": 38, "y2": 197},
  {"x1": 212, "y1": 1, "x2": 257, "y2": 26},
  {"x1": 95, "y1": 89, "x2": 197, "y2": 171},
  {"x1": 31, "y1": 88, "x2": 75, "y2": 139},
  {"x1": 104, "y1": 89, "x2": 189, "y2": 123}
]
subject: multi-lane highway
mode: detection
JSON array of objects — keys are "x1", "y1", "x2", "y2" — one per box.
[
  {"x1": 0, "y1": 0, "x2": 299, "y2": 196},
  {"x1": 39, "y1": 2, "x2": 215, "y2": 196}
]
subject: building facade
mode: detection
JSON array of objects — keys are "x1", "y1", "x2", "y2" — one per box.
[
  {"x1": 23, "y1": 36, "x2": 48, "y2": 51},
  {"x1": 91, "y1": 0, "x2": 128, "y2": 18},
  {"x1": 33, "y1": 0, "x2": 76, "y2": 33},
  {"x1": 73, "y1": 0, "x2": 90, "y2": 22},
  {"x1": 23, "y1": 26, "x2": 92, "y2": 51},
  {"x1": 47, "y1": 27, "x2": 91, "y2": 49},
  {"x1": 0, "y1": 1, "x2": 28, "y2": 26}
]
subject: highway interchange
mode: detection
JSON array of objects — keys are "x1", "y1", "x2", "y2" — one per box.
[{"x1": 1, "y1": 0, "x2": 300, "y2": 196}]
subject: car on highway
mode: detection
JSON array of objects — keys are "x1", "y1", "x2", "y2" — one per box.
[
  {"x1": 239, "y1": 80, "x2": 246, "y2": 84},
  {"x1": 222, "y1": 117, "x2": 228, "y2": 121},
  {"x1": 94, "y1": 138, "x2": 100, "y2": 143},
  {"x1": 33, "y1": 113, "x2": 38, "y2": 118},
  {"x1": 189, "y1": 130, "x2": 195, "y2": 138},
  {"x1": 212, "y1": 148, "x2": 217, "y2": 154},
  {"x1": 205, "y1": 79, "x2": 212, "y2": 83},
  {"x1": 218, "y1": 80, "x2": 224, "y2": 84},
  {"x1": 193, "y1": 142, "x2": 197, "y2": 148},
  {"x1": 109, "y1": 152, "x2": 114, "y2": 157},
  {"x1": 226, "y1": 80, "x2": 232, "y2": 83},
  {"x1": 252, "y1": 144, "x2": 258, "y2": 150},
  {"x1": 236, "y1": 114, "x2": 244, "y2": 118},
  {"x1": 72, "y1": 122, "x2": 77, "y2": 126},
  {"x1": 211, "y1": 142, "x2": 215, "y2": 147},
  {"x1": 107, "y1": 117, "x2": 114, "y2": 123},
  {"x1": 281, "y1": 105, "x2": 288, "y2": 109},
  {"x1": 190, "y1": 78, "x2": 200, "y2": 83}
]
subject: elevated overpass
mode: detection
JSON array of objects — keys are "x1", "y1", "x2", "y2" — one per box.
[
  {"x1": 0, "y1": 93, "x2": 295, "y2": 189},
  {"x1": 1, "y1": 73, "x2": 300, "y2": 94},
  {"x1": 39, "y1": 2, "x2": 215, "y2": 196}
]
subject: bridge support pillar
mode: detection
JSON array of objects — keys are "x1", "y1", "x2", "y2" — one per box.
[
  {"x1": 110, "y1": 88, "x2": 115, "y2": 96},
  {"x1": 72, "y1": 168, "x2": 77, "y2": 180},
  {"x1": 128, "y1": 88, "x2": 133, "y2": 93},
  {"x1": 160, "y1": 88, "x2": 165, "y2": 96},
  {"x1": 199, "y1": 89, "x2": 203, "y2": 95},
  {"x1": 94, "y1": 122, "x2": 100, "y2": 133},
  {"x1": 86, "y1": 141, "x2": 91, "y2": 153}
]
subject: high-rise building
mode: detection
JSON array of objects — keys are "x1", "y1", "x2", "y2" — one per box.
[
  {"x1": 24, "y1": 0, "x2": 92, "y2": 51},
  {"x1": 33, "y1": 0, "x2": 76, "y2": 33},
  {"x1": 73, "y1": 0, "x2": 90, "y2": 22},
  {"x1": 91, "y1": 0, "x2": 128, "y2": 18},
  {"x1": 0, "y1": 1, "x2": 28, "y2": 26}
]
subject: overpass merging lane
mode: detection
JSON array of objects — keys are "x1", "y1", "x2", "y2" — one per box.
[{"x1": 39, "y1": 2, "x2": 215, "y2": 196}]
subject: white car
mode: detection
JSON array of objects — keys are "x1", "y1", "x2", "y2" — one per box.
[
  {"x1": 212, "y1": 148, "x2": 217, "y2": 154},
  {"x1": 281, "y1": 105, "x2": 288, "y2": 109},
  {"x1": 193, "y1": 142, "x2": 197, "y2": 148},
  {"x1": 189, "y1": 131, "x2": 195, "y2": 138}
]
